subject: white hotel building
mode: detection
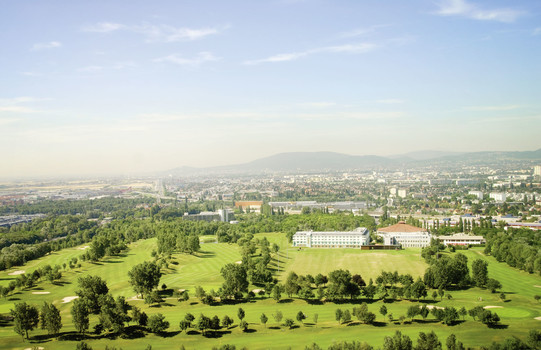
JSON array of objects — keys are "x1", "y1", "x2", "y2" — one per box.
[
  {"x1": 292, "y1": 227, "x2": 370, "y2": 248},
  {"x1": 376, "y1": 222, "x2": 431, "y2": 248},
  {"x1": 438, "y1": 233, "x2": 485, "y2": 246}
]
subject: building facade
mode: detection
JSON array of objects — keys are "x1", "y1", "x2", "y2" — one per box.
[
  {"x1": 376, "y1": 222, "x2": 431, "y2": 248},
  {"x1": 438, "y1": 233, "x2": 485, "y2": 246},
  {"x1": 292, "y1": 227, "x2": 370, "y2": 248}
]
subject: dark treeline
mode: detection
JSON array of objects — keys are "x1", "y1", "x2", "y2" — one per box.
[
  {"x1": 484, "y1": 228, "x2": 541, "y2": 274},
  {"x1": 0, "y1": 197, "x2": 156, "y2": 216}
]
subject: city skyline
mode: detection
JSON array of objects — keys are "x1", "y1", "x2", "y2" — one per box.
[{"x1": 1, "y1": 0, "x2": 541, "y2": 178}]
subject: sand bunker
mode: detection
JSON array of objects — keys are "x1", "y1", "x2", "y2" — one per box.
[
  {"x1": 78, "y1": 245, "x2": 90, "y2": 250},
  {"x1": 535, "y1": 317, "x2": 541, "y2": 321},
  {"x1": 484, "y1": 306, "x2": 503, "y2": 309},
  {"x1": 178, "y1": 289, "x2": 186, "y2": 293},
  {"x1": 24, "y1": 347, "x2": 44, "y2": 350},
  {"x1": 62, "y1": 296, "x2": 79, "y2": 303},
  {"x1": 425, "y1": 305, "x2": 444, "y2": 310},
  {"x1": 32, "y1": 291, "x2": 51, "y2": 295},
  {"x1": 127, "y1": 295, "x2": 143, "y2": 301},
  {"x1": 535, "y1": 285, "x2": 541, "y2": 288},
  {"x1": 235, "y1": 261, "x2": 242, "y2": 264},
  {"x1": 8, "y1": 270, "x2": 25, "y2": 276},
  {"x1": 252, "y1": 289, "x2": 264, "y2": 294}
]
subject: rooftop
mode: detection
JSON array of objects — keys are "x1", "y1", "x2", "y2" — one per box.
[{"x1": 377, "y1": 221, "x2": 428, "y2": 233}]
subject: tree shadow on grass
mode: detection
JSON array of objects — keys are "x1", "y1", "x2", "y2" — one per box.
[
  {"x1": 268, "y1": 326, "x2": 280, "y2": 330},
  {"x1": 156, "y1": 330, "x2": 180, "y2": 338},
  {"x1": 197, "y1": 251, "x2": 216, "y2": 259},
  {"x1": 306, "y1": 299, "x2": 324, "y2": 305},
  {"x1": 278, "y1": 298, "x2": 294, "y2": 304},
  {"x1": 488, "y1": 324, "x2": 509, "y2": 329},
  {"x1": 187, "y1": 330, "x2": 201, "y2": 335},
  {"x1": 121, "y1": 326, "x2": 146, "y2": 339}
]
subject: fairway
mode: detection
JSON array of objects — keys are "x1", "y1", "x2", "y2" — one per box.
[{"x1": 1, "y1": 236, "x2": 540, "y2": 349}]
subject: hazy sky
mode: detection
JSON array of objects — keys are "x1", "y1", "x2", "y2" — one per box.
[{"x1": 1, "y1": 0, "x2": 540, "y2": 178}]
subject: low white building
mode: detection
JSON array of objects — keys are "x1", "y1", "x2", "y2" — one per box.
[
  {"x1": 438, "y1": 233, "x2": 485, "y2": 246},
  {"x1": 490, "y1": 192, "x2": 506, "y2": 202},
  {"x1": 377, "y1": 222, "x2": 431, "y2": 248},
  {"x1": 468, "y1": 191, "x2": 483, "y2": 200},
  {"x1": 292, "y1": 227, "x2": 370, "y2": 248}
]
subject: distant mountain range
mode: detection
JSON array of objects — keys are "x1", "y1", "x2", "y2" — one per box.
[{"x1": 166, "y1": 148, "x2": 541, "y2": 176}]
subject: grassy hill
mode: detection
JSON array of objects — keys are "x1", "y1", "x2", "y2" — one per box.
[{"x1": 0, "y1": 236, "x2": 540, "y2": 349}]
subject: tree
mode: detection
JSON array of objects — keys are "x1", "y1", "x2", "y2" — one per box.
[
  {"x1": 527, "y1": 329, "x2": 541, "y2": 350},
  {"x1": 11, "y1": 302, "x2": 39, "y2": 339},
  {"x1": 283, "y1": 318, "x2": 295, "y2": 329},
  {"x1": 71, "y1": 298, "x2": 89, "y2": 334},
  {"x1": 446, "y1": 334, "x2": 465, "y2": 350},
  {"x1": 40, "y1": 301, "x2": 62, "y2": 335},
  {"x1": 221, "y1": 315, "x2": 233, "y2": 329},
  {"x1": 273, "y1": 310, "x2": 283, "y2": 324},
  {"x1": 195, "y1": 314, "x2": 211, "y2": 335},
  {"x1": 272, "y1": 284, "x2": 282, "y2": 302},
  {"x1": 76, "y1": 275, "x2": 109, "y2": 314},
  {"x1": 147, "y1": 313, "x2": 169, "y2": 333},
  {"x1": 239, "y1": 320, "x2": 248, "y2": 332},
  {"x1": 380, "y1": 305, "x2": 388, "y2": 320},
  {"x1": 128, "y1": 261, "x2": 161, "y2": 299},
  {"x1": 486, "y1": 278, "x2": 502, "y2": 293},
  {"x1": 383, "y1": 330, "x2": 413, "y2": 350},
  {"x1": 472, "y1": 259, "x2": 488, "y2": 287},
  {"x1": 416, "y1": 331, "x2": 441, "y2": 350},
  {"x1": 237, "y1": 308, "x2": 245, "y2": 322},
  {"x1": 260, "y1": 313, "x2": 268, "y2": 327},
  {"x1": 76, "y1": 342, "x2": 93, "y2": 350},
  {"x1": 296, "y1": 311, "x2": 306, "y2": 324},
  {"x1": 407, "y1": 305, "x2": 419, "y2": 321},
  {"x1": 313, "y1": 313, "x2": 319, "y2": 326},
  {"x1": 221, "y1": 263, "x2": 249, "y2": 299},
  {"x1": 335, "y1": 308, "x2": 343, "y2": 324}
]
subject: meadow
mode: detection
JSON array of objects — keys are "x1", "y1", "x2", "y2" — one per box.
[{"x1": 0, "y1": 233, "x2": 540, "y2": 349}]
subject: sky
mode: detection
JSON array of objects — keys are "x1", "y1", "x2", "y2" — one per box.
[{"x1": 1, "y1": 0, "x2": 541, "y2": 178}]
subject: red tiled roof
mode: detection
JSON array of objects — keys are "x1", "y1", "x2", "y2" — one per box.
[{"x1": 377, "y1": 222, "x2": 428, "y2": 233}]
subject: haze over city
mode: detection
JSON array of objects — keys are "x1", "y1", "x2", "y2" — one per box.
[{"x1": 1, "y1": 0, "x2": 541, "y2": 178}]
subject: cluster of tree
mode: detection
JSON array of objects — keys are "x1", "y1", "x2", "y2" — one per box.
[
  {"x1": 0, "y1": 197, "x2": 157, "y2": 216},
  {"x1": 423, "y1": 252, "x2": 470, "y2": 289},
  {"x1": 10, "y1": 301, "x2": 62, "y2": 339},
  {"x1": 71, "y1": 275, "x2": 132, "y2": 335},
  {"x1": 178, "y1": 309, "x2": 248, "y2": 336},
  {"x1": 307, "y1": 330, "x2": 541, "y2": 350},
  {"x1": 468, "y1": 306, "x2": 501, "y2": 327},
  {"x1": 335, "y1": 304, "x2": 377, "y2": 325},
  {"x1": 484, "y1": 228, "x2": 541, "y2": 275},
  {"x1": 306, "y1": 331, "x2": 462, "y2": 350},
  {"x1": 422, "y1": 246, "x2": 503, "y2": 293},
  {"x1": 0, "y1": 265, "x2": 63, "y2": 297}
]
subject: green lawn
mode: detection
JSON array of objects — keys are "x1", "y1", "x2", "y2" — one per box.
[{"x1": 0, "y1": 237, "x2": 540, "y2": 350}]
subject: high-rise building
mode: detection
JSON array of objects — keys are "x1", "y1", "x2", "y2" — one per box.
[{"x1": 534, "y1": 165, "x2": 541, "y2": 176}]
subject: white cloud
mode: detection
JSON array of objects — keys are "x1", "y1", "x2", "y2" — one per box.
[
  {"x1": 0, "y1": 106, "x2": 36, "y2": 113},
  {"x1": 83, "y1": 22, "x2": 125, "y2": 33},
  {"x1": 339, "y1": 25, "x2": 390, "y2": 38},
  {"x1": 298, "y1": 102, "x2": 336, "y2": 108},
  {"x1": 0, "y1": 97, "x2": 50, "y2": 114},
  {"x1": 153, "y1": 52, "x2": 220, "y2": 66},
  {"x1": 0, "y1": 117, "x2": 20, "y2": 125},
  {"x1": 78, "y1": 65, "x2": 104, "y2": 72},
  {"x1": 31, "y1": 41, "x2": 62, "y2": 51},
  {"x1": 244, "y1": 43, "x2": 377, "y2": 65},
  {"x1": 376, "y1": 99, "x2": 405, "y2": 104},
  {"x1": 83, "y1": 22, "x2": 224, "y2": 42},
  {"x1": 435, "y1": 0, "x2": 524, "y2": 23},
  {"x1": 465, "y1": 105, "x2": 522, "y2": 111}
]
